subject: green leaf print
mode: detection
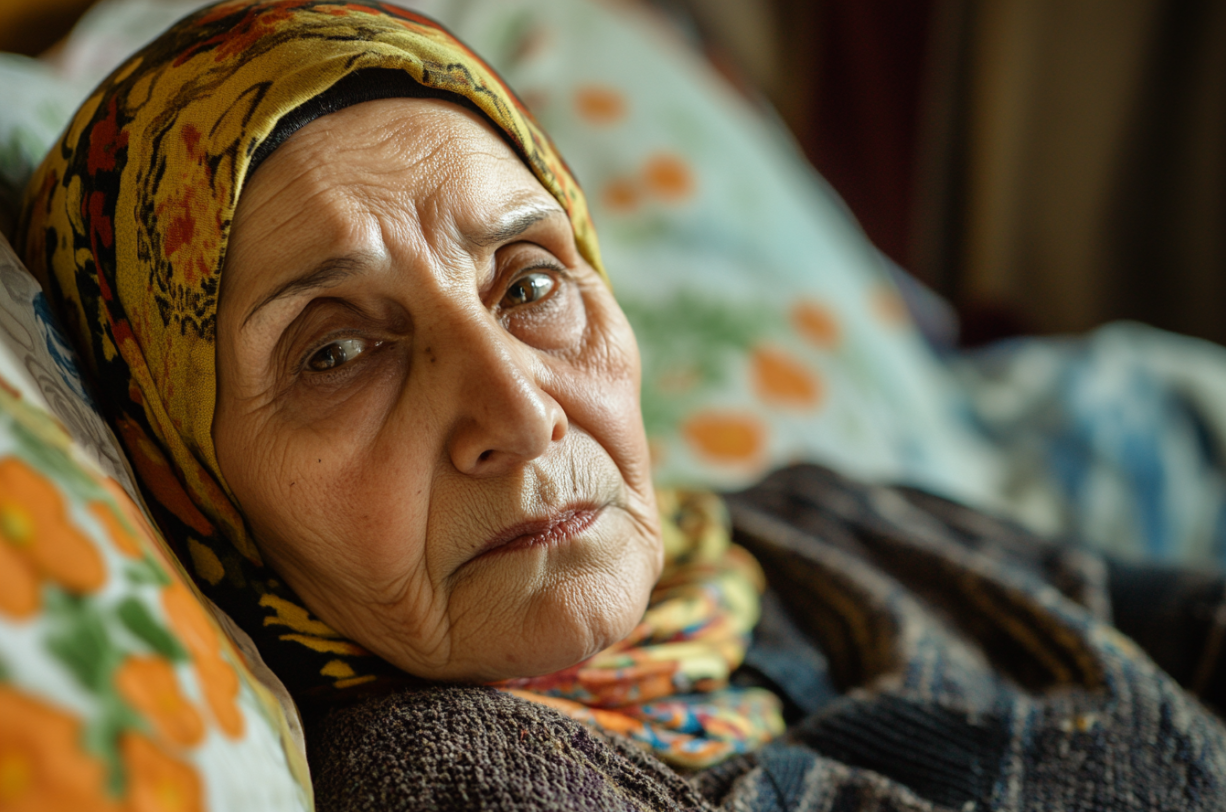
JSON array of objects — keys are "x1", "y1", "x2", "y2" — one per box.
[
  {"x1": 123, "y1": 552, "x2": 172, "y2": 587},
  {"x1": 116, "y1": 596, "x2": 187, "y2": 661},
  {"x1": 619, "y1": 290, "x2": 781, "y2": 437},
  {"x1": 83, "y1": 691, "x2": 145, "y2": 798},
  {"x1": 44, "y1": 589, "x2": 120, "y2": 693}
]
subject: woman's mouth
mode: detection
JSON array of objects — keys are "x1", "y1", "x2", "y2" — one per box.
[{"x1": 477, "y1": 506, "x2": 604, "y2": 558}]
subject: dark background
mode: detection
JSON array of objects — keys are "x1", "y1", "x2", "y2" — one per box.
[{"x1": 679, "y1": 0, "x2": 1226, "y2": 348}]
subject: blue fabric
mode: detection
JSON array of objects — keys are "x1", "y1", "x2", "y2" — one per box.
[{"x1": 953, "y1": 322, "x2": 1226, "y2": 566}]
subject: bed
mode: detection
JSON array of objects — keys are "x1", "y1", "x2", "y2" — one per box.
[{"x1": 2, "y1": 0, "x2": 1224, "y2": 808}]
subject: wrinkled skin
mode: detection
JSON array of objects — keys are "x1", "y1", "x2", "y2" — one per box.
[{"x1": 213, "y1": 98, "x2": 662, "y2": 683}]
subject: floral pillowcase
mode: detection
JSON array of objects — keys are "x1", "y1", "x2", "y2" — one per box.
[{"x1": 0, "y1": 234, "x2": 312, "y2": 811}]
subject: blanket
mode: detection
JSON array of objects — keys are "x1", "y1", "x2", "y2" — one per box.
[{"x1": 306, "y1": 465, "x2": 1226, "y2": 811}]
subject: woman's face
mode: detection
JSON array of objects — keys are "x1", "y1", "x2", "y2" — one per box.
[{"x1": 213, "y1": 98, "x2": 662, "y2": 683}]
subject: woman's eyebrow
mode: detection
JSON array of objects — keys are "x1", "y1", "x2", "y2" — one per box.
[
  {"x1": 242, "y1": 253, "x2": 375, "y2": 329},
  {"x1": 468, "y1": 204, "x2": 565, "y2": 248}
]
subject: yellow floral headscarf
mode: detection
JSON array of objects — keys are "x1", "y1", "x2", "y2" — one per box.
[{"x1": 18, "y1": 0, "x2": 602, "y2": 697}]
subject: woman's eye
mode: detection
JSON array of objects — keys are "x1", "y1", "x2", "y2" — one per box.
[
  {"x1": 501, "y1": 272, "x2": 555, "y2": 308},
  {"x1": 306, "y1": 337, "x2": 371, "y2": 372}
]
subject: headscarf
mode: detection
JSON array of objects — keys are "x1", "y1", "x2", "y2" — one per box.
[{"x1": 20, "y1": 0, "x2": 781, "y2": 766}]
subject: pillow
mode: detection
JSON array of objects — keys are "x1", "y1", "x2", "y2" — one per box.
[
  {"x1": 8, "y1": 0, "x2": 1008, "y2": 512},
  {"x1": 0, "y1": 233, "x2": 312, "y2": 811},
  {"x1": 0, "y1": 53, "x2": 92, "y2": 238}
]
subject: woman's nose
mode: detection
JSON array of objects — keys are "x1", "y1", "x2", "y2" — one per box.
[{"x1": 443, "y1": 324, "x2": 568, "y2": 476}]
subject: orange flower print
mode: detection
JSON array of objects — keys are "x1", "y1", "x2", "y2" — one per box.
[
  {"x1": 119, "y1": 733, "x2": 202, "y2": 812},
  {"x1": 682, "y1": 412, "x2": 766, "y2": 465},
  {"x1": 114, "y1": 656, "x2": 205, "y2": 747},
  {"x1": 101, "y1": 479, "x2": 184, "y2": 578},
  {"x1": 89, "y1": 503, "x2": 142, "y2": 559},
  {"x1": 0, "y1": 458, "x2": 105, "y2": 618},
  {"x1": 602, "y1": 177, "x2": 641, "y2": 213},
  {"x1": 0, "y1": 686, "x2": 116, "y2": 812},
  {"x1": 162, "y1": 583, "x2": 244, "y2": 739},
  {"x1": 642, "y1": 154, "x2": 694, "y2": 203},
  {"x1": 0, "y1": 540, "x2": 38, "y2": 619},
  {"x1": 94, "y1": 477, "x2": 166, "y2": 561},
  {"x1": 160, "y1": 585, "x2": 214, "y2": 662},
  {"x1": 574, "y1": 85, "x2": 627, "y2": 125},
  {"x1": 750, "y1": 347, "x2": 823, "y2": 409},
  {"x1": 191, "y1": 653, "x2": 243, "y2": 738},
  {"x1": 791, "y1": 300, "x2": 842, "y2": 349}
]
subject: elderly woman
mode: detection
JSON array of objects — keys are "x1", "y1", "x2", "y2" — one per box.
[{"x1": 18, "y1": 1, "x2": 1226, "y2": 810}]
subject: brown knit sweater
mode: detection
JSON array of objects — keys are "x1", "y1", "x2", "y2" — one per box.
[{"x1": 308, "y1": 465, "x2": 1226, "y2": 811}]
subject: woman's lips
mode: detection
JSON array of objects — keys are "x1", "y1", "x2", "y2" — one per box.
[{"x1": 477, "y1": 506, "x2": 603, "y2": 558}]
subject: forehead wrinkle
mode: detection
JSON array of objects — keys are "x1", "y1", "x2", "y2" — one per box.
[
  {"x1": 228, "y1": 174, "x2": 392, "y2": 337},
  {"x1": 237, "y1": 97, "x2": 566, "y2": 318},
  {"x1": 385, "y1": 183, "x2": 476, "y2": 297},
  {"x1": 239, "y1": 148, "x2": 375, "y2": 251},
  {"x1": 394, "y1": 135, "x2": 561, "y2": 249},
  {"x1": 290, "y1": 103, "x2": 466, "y2": 181}
]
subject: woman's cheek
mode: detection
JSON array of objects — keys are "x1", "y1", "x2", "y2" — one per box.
[
  {"x1": 277, "y1": 344, "x2": 409, "y2": 433},
  {"x1": 510, "y1": 278, "x2": 588, "y2": 349},
  {"x1": 571, "y1": 340, "x2": 652, "y2": 488},
  {"x1": 244, "y1": 362, "x2": 417, "y2": 570}
]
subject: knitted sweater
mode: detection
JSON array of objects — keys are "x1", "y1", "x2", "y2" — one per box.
[{"x1": 308, "y1": 465, "x2": 1226, "y2": 811}]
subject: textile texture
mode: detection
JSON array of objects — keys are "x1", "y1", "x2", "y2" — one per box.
[
  {"x1": 952, "y1": 322, "x2": 1226, "y2": 566},
  {"x1": 309, "y1": 465, "x2": 1226, "y2": 811},
  {"x1": 0, "y1": 294, "x2": 312, "y2": 811},
  {"x1": 17, "y1": 0, "x2": 599, "y2": 698}
]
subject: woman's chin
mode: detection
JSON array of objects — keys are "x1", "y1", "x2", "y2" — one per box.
[
  {"x1": 461, "y1": 578, "x2": 651, "y2": 683},
  {"x1": 392, "y1": 623, "x2": 629, "y2": 685},
  {"x1": 400, "y1": 554, "x2": 654, "y2": 684}
]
